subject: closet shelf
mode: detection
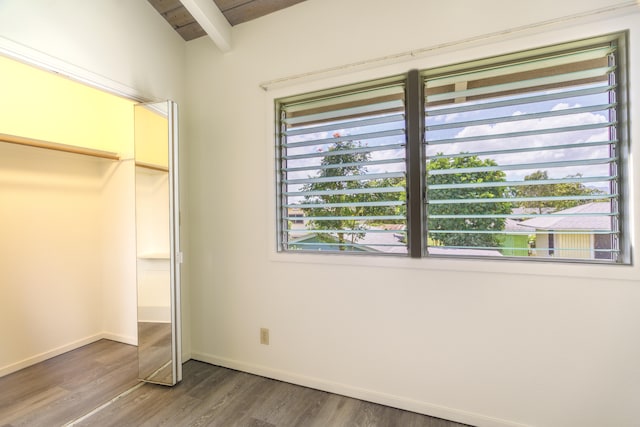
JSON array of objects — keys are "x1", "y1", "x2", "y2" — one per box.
[
  {"x1": 136, "y1": 161, "x2": 169, "y2": 172},
  {"x1": 138, "y1": 252, "x2": 170, "y2": 260},
  {"x1": 0, "y1": 133, "x2": 120, "y2": 160}
]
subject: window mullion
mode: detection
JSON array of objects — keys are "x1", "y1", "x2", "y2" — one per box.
[{"x1": 406, "y1": 69, "x2": 425, "y2": 258}]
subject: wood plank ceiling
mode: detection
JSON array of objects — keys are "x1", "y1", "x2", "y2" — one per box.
[{"x1": 148, "y1": 0, "x2": 306, "y2": 41}]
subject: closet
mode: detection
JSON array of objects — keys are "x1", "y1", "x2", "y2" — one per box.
[{"x1": 0, "y1": 54, "x2": 181, "y2": 385}]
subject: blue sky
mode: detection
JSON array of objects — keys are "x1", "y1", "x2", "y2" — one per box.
[{"x1": 283, "y1": 82, "x2": 615, "y2": 205}]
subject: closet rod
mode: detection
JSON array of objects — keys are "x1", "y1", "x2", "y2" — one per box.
[
  {"x1": 0, "y1": 133, "x2": 120, "y2": 160},
  {"x1": 135, "y1": 161, "x2": 169, "y2": 172}
]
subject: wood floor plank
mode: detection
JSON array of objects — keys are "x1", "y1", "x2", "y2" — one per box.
[
  {"x1": 0, "y1": 385, "x2": 69, "y2": 423},
  {"x1": 304, "y1": 393, "x2": 361, "y2": 427},
  {"x1": 184, "y1": 361, "x2": 237, "y2": 398},
  {"x1": 1, "y1": 342, "x2": 470, "y2": 427},
  {"x1": 75, "y1": 383, "x2": 178, "y2": 427},
  {"x1": 0, "y1": 339, "x2": 138, "y2": 427},
  {"x1": 254, "y1": 380, "x2": 331, "y2": 426},
  {"x1": 187, "y1": 372, "x2": 272, "y2": 426},
  {"x1": 76, "y1": 361, "x2": 470, "y2": 427}
]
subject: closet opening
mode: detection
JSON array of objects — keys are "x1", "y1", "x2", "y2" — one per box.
[{"x1": 0, "y1": 52, "x2": 180, "y2": 423}]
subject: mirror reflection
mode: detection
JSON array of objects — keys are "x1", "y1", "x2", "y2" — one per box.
[{"x1": 134, "y1": 101, "x2": 177, "y2": 385}]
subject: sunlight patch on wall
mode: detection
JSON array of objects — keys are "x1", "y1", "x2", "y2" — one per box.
[
  {"x1": 134, "y1": 105, "x2": 169, "y2": 168},
  {"x1": 0, "y1": 55, "x2": 135, "y2": 157}
]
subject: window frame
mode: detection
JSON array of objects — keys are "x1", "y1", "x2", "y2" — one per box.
[
  {"x1": 275, "y1": 75, "x2": 410, "y2": 255},
  {"x1": 274, "y1": 31, "x2": 631, "y2": 266}
]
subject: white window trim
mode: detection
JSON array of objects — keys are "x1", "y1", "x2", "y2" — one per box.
[{"x1": 265, "y1": 10, "x2": 639, "y2": 282}]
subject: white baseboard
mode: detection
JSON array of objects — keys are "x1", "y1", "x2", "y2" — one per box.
[
  {"x1": 101, "y1": 332, "x2": 137, "y2": 346},
  {"x1": 0, "y1": 333, "x2": 104, "y2": 378},
  {"x1": 0, "y1": 332, "x2": 139, "y2": 378},
  {"x1": 190, "y1": 352, "x2": 529, "y2": 427}
]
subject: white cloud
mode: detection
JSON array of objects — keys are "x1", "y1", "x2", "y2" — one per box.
[
  {"x1": 286, "y1": 102, "x2": 613, "y2": 187},
  {"x1": 444, "y1": 112, "x2": 460, "y2": 123},
  {"x1": 427, "y1": 102, "x2": 613, "y2": 181}
]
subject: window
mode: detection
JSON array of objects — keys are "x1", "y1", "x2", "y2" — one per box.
[
  {"x1": 277, "y1": 77, "x2": 408, "y2": 253},
  {"x1": 276, "y1": 33, "x2": 630, "y2": 264},
  {"x1": 423, "y1": 33, "x2": 628, "y2": 262}
]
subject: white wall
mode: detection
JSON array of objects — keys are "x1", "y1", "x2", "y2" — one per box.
[
  {"x1": 0, "y1": 0, "x2": 190, "y2": 358},
  {"x1": 0, "y1": 0, "x2": 184, "y2": 103},
  {"x1": 101, "y1": 160, "x2": 137, "y2": 343},
  {"x1": 185, "y1": 1, "x2": 640, "y2": 426},
  {"x1": 0, "y1": 144, "x2": 105, "y2": 374}
]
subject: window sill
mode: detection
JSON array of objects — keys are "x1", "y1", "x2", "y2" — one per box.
[{"x1": 269, "y1": 249, "x2": 638, "y2": 282}]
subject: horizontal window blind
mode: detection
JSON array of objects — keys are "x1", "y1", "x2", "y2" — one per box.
[
  {"x1": 275, "y1": 32, "x2": 628, "y2": 264},
  {"x1": 423, "y1": 40, "x2": 621, "y2": 261},
  {"x1": 277, "y1": 78, "x2": 408, "y2": 253}
]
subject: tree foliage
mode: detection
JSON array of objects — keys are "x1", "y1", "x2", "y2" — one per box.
[
  {"x1": 427, "y1": 154, "x2": 511, "y2": 248},
  {"x1": 301, "y1": 138, "x2": 402, "y2": 249},
  {"x1": 515, "y1": 170, "x2": 605, "y2": 213}
]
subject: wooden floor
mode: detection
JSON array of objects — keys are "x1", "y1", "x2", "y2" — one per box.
[
  {"x1": 138, "y1": 321, "x2": 173, "y2": 384},
  {"x1": 0, "y1": 340, "x2": 470, "y2": 427},
  {"x1": 0, "y1": 339, "x2": 138, "y2": 427}
]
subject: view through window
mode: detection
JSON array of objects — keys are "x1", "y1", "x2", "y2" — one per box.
[
  {"x1": 278, "y1": 78, "x2": 408, "y2": 253},
  {"x1": 276, "y1": 33, "x2": 629, "y2": 263}
]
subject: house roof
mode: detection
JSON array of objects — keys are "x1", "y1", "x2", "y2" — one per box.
[
  {"x1": 517, "y1": 202, "x2": 612, "y2": 231},
  {"x1": 505, "y1": 217, "x2": 535, "y2": 232}
]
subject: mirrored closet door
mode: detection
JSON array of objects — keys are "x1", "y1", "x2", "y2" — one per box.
[{"x1": 134, "y1": 101, "x2": 182, "y2": 385}]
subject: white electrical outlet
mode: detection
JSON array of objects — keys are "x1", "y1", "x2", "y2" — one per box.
[{"x1": 260, "y1": 328, "x2": 269, "y2": 345}]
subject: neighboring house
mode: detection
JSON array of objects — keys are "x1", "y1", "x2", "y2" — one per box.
[
  {"x1": 501, "y1": 216, "x2": 535, "y2": 257},
  {"x1": 500, "y1": 207, "x2": 556, "y2": 257},
  {"x1": 518, "y1": 202, "x2": 613, "y2": 260}
]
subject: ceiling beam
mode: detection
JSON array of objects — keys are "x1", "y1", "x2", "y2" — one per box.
[{"x1": 180, "y1": 0, "x2": 232, "y2": 52}]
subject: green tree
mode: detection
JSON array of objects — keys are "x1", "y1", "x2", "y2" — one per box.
[
  {"x1": 366, "y1": 176, "x2": 406, "y2": 223},
  {"x1": 515, "y1": 170, "x2": 604, "y2": 213},
  {"x1": 427, "y1": 154, "x2": 511, "y2": 248},
  {"x1": 301, "y1": 138, "x2": 402, "y2": 249}
]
